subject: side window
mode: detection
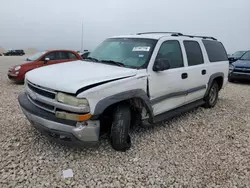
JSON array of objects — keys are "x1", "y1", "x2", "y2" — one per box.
[
  {"x1": 81, "y1": 52, "x2": 90, "y2": 59},
  {"x1": 156, "y1": 40, "x2": 184, "y2": 69},
  {"x1": 184, "y1": 41, "x2": 204, "y2": 66},
  {"x1": 68, "y1": 52, "x2": 78, "y2": 60},
  {"x1": 44, "y1": 52, "x2": 56, "y2": 60},
  {"x1": 202, "y1": 40, "x2": 228, "y2": 62},
  {"x1": 240, "y1": 51, "x2": 250, "y2": 60},
  {"x1": 56, "y1": 51, "x2": 68, "y2": 60}
]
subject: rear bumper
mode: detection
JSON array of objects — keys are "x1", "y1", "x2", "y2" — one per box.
[
  {"x1": 229, "y1": 72, "x2": 250, "y2": 80},
  {"x1": 18, "y1": 93, "x2": 100, "y2": 147}
]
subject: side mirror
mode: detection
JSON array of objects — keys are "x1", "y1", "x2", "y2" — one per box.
[
  {"x1": 153, "y1": 58, "x2": 170, "y2": 72},
  {"x1": 44, "y1": 57, "x2": 50, "y2": 63},
  {"x1": 228, "y1": 57, "x2": 237, "y2": 63}
]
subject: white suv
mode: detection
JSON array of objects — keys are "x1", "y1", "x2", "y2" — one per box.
[{"x1": 18, "y1": 32, "x2": 229, "y2": 151}]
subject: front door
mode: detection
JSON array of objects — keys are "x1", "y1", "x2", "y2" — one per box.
[
  {"x1": 38, "y1": 51, "x2": 70, "y2": 67},
  {"x1": 38, "y1": 51, "x2": 60, "y2": 67},
  {"x1": 148, "y1": 40, "x2": 188, "y2": 116}
]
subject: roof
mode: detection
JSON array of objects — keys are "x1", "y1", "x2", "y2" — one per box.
[{"x1": 110, "y1": 32, "x2": 217, "y2": 41}]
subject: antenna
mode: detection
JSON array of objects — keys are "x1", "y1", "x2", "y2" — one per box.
[{"x1": 80, "y1": 22, "x2": 83, "y2": 52}]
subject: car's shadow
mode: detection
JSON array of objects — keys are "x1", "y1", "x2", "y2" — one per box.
[
  {"x1": 8, "y1": 80, "x2": 24, "y2": 85},
  {"x1": 230, "y1": 80, "x2": 250, "y2": 85}
]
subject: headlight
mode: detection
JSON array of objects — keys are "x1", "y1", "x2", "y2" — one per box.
[
  {"x1": 14, "y1": 66, "x2": 21, "y2": 71},
  {"x1": 229, "y1": 64, "x2": 234, "y2": 72},
  {"x1": 56, "y1": 92, "x2": 89, "y2": 106}
]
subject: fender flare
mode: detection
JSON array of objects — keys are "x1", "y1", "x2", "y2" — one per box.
[
  {"x1": 92, "y1": 89, "x2": 154, "y2": 122},
  {"x1": 204, "y1": 72, "x2": 224, "y2": 97}
]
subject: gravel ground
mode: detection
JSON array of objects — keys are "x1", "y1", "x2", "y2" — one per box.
[{"x1": 0, "y1": 56, "x2": 250, "y2": 187}]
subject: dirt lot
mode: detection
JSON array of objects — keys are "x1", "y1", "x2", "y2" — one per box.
[{"x1": 0, "y1": 56, "x2": 250, "y2": 187}]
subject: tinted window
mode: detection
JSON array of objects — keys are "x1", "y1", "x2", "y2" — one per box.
[
  {"x1": 241, "y1": 51, "x2": 250, "y2": 60},
  {"x1": 56, "y1": 52, "x2": 68, "y2": 60},
  {"x1": 81, "y1": 52, "x2": 90, "y2": 59},
  {"x1": 156, "y1": 40, "x2": 184, "y2": 69},
  {"x1": 202, "y1": 40, "x2": 228, "y2": 62},
  {"x1": 231, "y1": 51, "x2": 246, "y2": 59},
  {"x1": 44, "y1": 52, "x2": 56, "y2": 60},
  {"x1": 184, "y1": 41, "x2": 204, "y2": 66},
  {"x1": 68, "y1": 52, "x2": 78, "y2": 60}
]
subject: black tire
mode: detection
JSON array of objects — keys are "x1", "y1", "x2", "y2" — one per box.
[
  {"x1": 203, "y1": 81, "x2": 219, "y2": 108},
  {"x1": 110, "y1": 103, "x2": 131, "y2": 151}
]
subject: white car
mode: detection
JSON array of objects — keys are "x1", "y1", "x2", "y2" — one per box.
[{"x1": 18, "y1": 32, "x2": 229, "y2": 151}]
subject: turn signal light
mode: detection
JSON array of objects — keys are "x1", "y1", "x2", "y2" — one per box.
[{"x1": 56, "y1": 111, "x2": 91, "y2": 122}]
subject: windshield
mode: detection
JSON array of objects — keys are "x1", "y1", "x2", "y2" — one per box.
[
  {"x1": 231, "y1": 51, "x2": 245, "y2": 58},
  {"x1": 27, "y1": 51, "x2": 46, "y2": 61},
  {"x1": 240, "y1": 51, "x2": 250, "y2": 60},
  {"x1": 87, "y1": 38, "x2": 157, "y2": 68}
]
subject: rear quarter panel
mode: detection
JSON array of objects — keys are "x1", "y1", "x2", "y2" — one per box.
[{"x1": 199, "y1": 41, "x2": 229, "y2": 89}]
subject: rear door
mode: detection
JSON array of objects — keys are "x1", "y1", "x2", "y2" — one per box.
[
  {"x1": 182, "y1": 40, "x2": 208, "y2": 103},
  {"x1": 55, "y1": 51, "x2": 70, "y2": 64},
  {"x1": 67, "y1": 52, "x2": 80, "y2": 62}
]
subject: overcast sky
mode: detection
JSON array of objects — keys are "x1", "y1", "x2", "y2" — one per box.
[{"x1": 0, "y1": 0, "x2": 249, "y2": 53}]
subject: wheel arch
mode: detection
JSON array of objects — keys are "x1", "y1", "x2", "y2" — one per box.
[
  {"x1": 205, "y1": 72, "x2": 224, "y2": 97},
  {"x1": 92, "y1": 89, "x2": 154, "y2": 122}
]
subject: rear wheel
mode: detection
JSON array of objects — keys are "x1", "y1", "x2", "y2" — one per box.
[
  {"x1": 110, "y1": 103, "x2": 131, "y2": 151},
  {"x1": 203, "y1": 82, "x2": 219, "y2": 108}
]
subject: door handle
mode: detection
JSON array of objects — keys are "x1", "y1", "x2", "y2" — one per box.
[
  {"x1": 202, "y1": 69, "x2": 206, "y2": 75},
  {"x1": 181, "y1": 73, "x2": 188, "y2": 79}
]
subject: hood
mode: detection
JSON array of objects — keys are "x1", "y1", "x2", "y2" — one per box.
[
  {"x1": 21, "y1": 61, "x2": 36, "y2": 66},
  {"x1": 10, "y1": 61, "x2": 35, "y2": 70},
  {"x1": 232, "y1": 60, "x2": 250, "y2": 68},
  {"x1": 25, "y1": 60, "x2": 137, "y2": 94},
  {"x1": 9, "y1": 61, "x2": 35, "y2": 71}
]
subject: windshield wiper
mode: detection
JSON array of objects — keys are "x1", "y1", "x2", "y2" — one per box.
[
  {"x1": 84, "y1": 57, "x2": 100, "y2": 62},
  {"x1": 99, "y1": 60, "x2": 125, "y2": 67}
]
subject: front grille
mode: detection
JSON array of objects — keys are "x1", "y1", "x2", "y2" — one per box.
[
  {"x1": 32, "y1": 99, "x2": 54, "y2": 111},
  {"x1": 27, "y1": 94, "x2": 55, "y2": 113},
  {"x1": 26, "y1": 81, "x2": 57, "y2": 113},
  {"x1": 25, "y1": 80, "x2": 89, "y2": 115},
  {"x1": 28, "y1": 82, "x2": 56, "y2": 99},
  {"x1": 234, "y1": 67, "x2": 250, "y2": 74}
]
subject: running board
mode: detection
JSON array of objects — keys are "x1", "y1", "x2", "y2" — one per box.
[{"x1": 141, "y1": 99, "x2": 205, "y2": 127}]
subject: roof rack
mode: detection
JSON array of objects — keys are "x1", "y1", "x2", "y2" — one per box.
[
  {"x1": 136, "y1": 32, "x2": 217, "y2": 40},
  {"x1": 136, "y1": 32, "x2": 183, "y2": 36},
  {"x1": 171, "y1": 33, "x2": 217, "y2": 40}
]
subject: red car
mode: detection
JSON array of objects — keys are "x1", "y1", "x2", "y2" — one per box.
[{"x1": 8, "y1": 50, "x2": 82, "y2": 82}]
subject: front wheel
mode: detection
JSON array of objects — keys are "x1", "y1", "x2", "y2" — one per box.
[
  {"x1": 110, "y1": 103, "x2": 131, "y2": 151},
  {"x1": 203, "y1": 82, "x2": 219, "y2": 108}
]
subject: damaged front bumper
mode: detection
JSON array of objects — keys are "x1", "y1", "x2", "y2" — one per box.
[{"x1": 18, "y1": 93, "x2": 100, "y2": 147}]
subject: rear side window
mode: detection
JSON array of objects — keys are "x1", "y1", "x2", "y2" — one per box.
[
  {"x1": 202, "y1": 40, "x2": 228, "y2": 62},
  {"x1": 68, "y1": 52, "x2": 78, "y2": 60},
  {"x1": 184, "y1": 41, "x2": 204, "y2": 66},
  {"x1": 56, "y1": 52, "x2": 68, "y2": 59}
]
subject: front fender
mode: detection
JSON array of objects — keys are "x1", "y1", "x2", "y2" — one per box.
[{"x1": 92, "y1": 89, "x2": 154, "y2": 122}]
